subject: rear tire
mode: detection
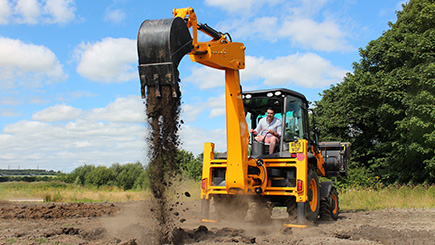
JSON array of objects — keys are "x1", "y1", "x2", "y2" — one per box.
[{"x1": 304, "y1": 168, "x2": 320, "y2": 221}]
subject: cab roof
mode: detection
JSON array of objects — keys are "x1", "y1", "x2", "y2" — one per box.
[{"x1": 242, "y1": 88, "x2": 308, "y2": 103}]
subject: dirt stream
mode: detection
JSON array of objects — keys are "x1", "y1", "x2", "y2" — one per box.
[
  {"x1": 1, "y1": 200, "x2": 435, "y2": 244},
  {"x1": 145, "y1": 85, "x2": 182, "y2": 243}
]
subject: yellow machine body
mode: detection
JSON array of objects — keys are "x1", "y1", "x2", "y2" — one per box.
[{"x1": 137, "y1": 7, "x2": 350, "y2": 224}]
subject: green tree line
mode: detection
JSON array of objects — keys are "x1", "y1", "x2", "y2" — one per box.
[
  {"x1": 0, "y1": 169, "x2": 59, "y2": 176},
  {"x1": 315, "y1": 0, "x2": 435, "y2": 185},
  {"x1": 55, "y1": 149, "x2": 203, "y2": 190},
  {"x1": 0, "y1": 176, "x2": 57, "y2": 183}
]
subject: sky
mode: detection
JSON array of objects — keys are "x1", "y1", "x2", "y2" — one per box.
[{"x1": 0, "y1": 0, "x2": 407, "y2": 172}]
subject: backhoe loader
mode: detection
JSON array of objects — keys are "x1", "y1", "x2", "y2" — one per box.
[{"x1": 137, "y1": 7, "x2": 350, "y2": 224}]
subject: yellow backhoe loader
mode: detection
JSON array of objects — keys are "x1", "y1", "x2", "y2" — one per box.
[{"x1": 137, "y1": 7, "x2": 350, "y2": 224}]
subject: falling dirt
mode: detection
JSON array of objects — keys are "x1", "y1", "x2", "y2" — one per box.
[
  {"x1": 1, "y1": 200, "x2": 435, "y2": 244},
  {"x1": 145, "y1": 85, "x2": 182, "y2": 244}
]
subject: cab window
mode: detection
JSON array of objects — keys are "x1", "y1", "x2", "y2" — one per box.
[{"x1": 284, "y1": 98, "x2": 304, "y2": 141}]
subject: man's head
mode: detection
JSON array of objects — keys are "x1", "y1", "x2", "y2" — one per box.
[{"x1": 266, "y1": 107, "x2": 275, "y2": 121}]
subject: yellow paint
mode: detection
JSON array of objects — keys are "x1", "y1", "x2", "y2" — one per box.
[
  {"x1": 201, "y1": 219, "x2": 219, "y2": 223},
  {"x1": 283, "y1": 224, "x2": 307, "y2": 228}
]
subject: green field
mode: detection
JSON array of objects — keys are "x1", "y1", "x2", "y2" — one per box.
[
  {"x1": 340, "y1": 185, "x2": 435, "y2": 210},
  {"x1": 0, "y1": 181, "x2": 149, "y2": 202},
  {"x1": 1, "y1": 181, "x2": 434, "y2": 211}
]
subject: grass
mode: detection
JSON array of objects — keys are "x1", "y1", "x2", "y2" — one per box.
[
  {"x1": 0, "y1": 182, "x2": 150, "y2": 202},
  {"x1": 1, "y1": 181, "x2": 435, "y2": 211},
  {"x1": 339, "y1": 184, "x2": 435, "y2": 211}
]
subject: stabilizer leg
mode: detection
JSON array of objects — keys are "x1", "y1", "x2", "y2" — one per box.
[{"x1": 297, "y1": 202, "x2": 306, "y2": 225}]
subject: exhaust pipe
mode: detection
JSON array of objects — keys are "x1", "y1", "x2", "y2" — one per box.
[{"x1": 137, "y1": 17, "x2": 193, "y2": 98}]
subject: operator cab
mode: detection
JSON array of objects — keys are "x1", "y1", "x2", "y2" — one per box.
[{"x1": 243, "y1": 88, "x2": 310, "y2": 158}]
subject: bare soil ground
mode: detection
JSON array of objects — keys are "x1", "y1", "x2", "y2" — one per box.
[{"x1": 0, "y1": 199, "x2": 434, "y2": 244}]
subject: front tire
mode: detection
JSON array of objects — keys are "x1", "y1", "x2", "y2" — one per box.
[{"x1": 320, "y1": 187, "x2": 339, "y2": 221}]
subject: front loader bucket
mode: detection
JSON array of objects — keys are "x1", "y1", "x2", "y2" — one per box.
[{"x1": 137, "y1": 17, "x2": 192, "y2": 98}]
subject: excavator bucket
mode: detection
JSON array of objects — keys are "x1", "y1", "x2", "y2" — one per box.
[{"x1": 137, "y1": 17, "x2": 193, "y2": 98}]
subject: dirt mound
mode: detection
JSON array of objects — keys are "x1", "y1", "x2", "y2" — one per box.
[
  {"x1": 336, "y1": 224, "x2": 435, "y2": 244},
  {"x1": 172, "y1": 225, "x2": 257, "y2": 244},
  {"x1": 0, "y1": 202, "x2": 119, "y2": 219}
]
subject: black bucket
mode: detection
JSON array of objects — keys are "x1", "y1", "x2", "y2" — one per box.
[{"x1": 137, "y1": 17, "x2": 193, "y2": 98}]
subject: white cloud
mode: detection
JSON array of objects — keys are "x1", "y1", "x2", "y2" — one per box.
[
  {"x1": 181, "y1": 93, "x2": 226, "y2": 122},
  {"x1": 179, "y1": 125, "x2": 226, "y2": 155},
  {"x1": 0, "y1": 109, "x2": 20, "y2": 117},
  {"x1": 242, "y1": 54, "x2": 347, "y2": 88},
  {"x1": 0, "y1": 37, "x2": 67, "y2": 89},
  {"x1": 104, "y1": 8, "x2": 125, "y2": 23},
  {"x1": 204, "y1": 0, "x2": 281, "y2": 13},
  {"x1": 32, "y1": 104, "x2": 82, "y2": 122},
  {"x1": 14, "y1": 0, "x2": 41, "y2": 24},
  {"x1": 219, "y1": 17, "x2": 279, "y2": 42},
  {"x1": 30, "y1": 95, "x2": 144, "y2": 123},
  {"x1": 207, "y1": 93, "x2": 226, "y2": 118},
  {"x1": 289, "y1": 0, "x2": 329, "y2": 16},
  {"x1": 0, "y1": 96, "x2": 147, "y2": 171},
  {"x1": 1, "y1": 97, "x2": 21, "y2": 105},
  {"x1": 75, "y1": 37, "x2": 137, "y2": 83},
  {"x1": 222, "y1": 16, "x2": 352, "y2": 52},
  {"x1": 0, "y1": 0, "x2": 76, "y2": 24},
  {"x1": 278, "y1": 18, "x2": 353, "y2": 52},
  {"x1": 214, "y1": 0, "x2": 353, "y2": 52},
  {"x1": 183, "y1": 54, "x2": 347, "y2": 89},
  {"x1": 43, "y1": 0, "x2": 76, "y2": 24},
  {"x1": 83, "y1": 96, "x2": 145, "y2": 123},
  {"x1": 183, "y1": 65, "x2": 224, "y2": 89},
  {"x1": 0, "y1": 93, "x2": 230, "y2": 170},
  {"x1": 0, "y1": 0, "x2": 12, "y2": 24},
  {"x1": 0, "y1": 119, "x2": 147, "y2": 171},
  {"x1": 181, "y1": 103, "x2": 204, "y2": 123},
  {"x1": 29, "y1": 96, "x2": 49, "y2": 104},
  {"x1": 56, "y1": 90, "x2": 97, "y2": 103}
]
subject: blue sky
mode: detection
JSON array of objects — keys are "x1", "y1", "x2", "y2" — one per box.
[{"x1": 0, "y1": 0, "x2": 406, "y2": 172}]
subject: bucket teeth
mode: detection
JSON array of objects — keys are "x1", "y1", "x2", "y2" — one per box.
[{"x1": 137, "y1": 17, "x2": 192, "y2": 98}]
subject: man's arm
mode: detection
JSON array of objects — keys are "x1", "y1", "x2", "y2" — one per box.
[
  {"x1": 273, "y1": 118, "x2": 282, "y2": 137},
  {"x1": 251, "y1": 117, "x2": 264, "y2": 135}
]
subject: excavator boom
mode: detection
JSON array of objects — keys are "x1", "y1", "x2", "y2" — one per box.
[{"x1": 137, "y1": 8, "x2": 253, "y2": 194}]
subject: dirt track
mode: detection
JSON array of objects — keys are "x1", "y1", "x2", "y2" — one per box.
[{"x1": 0, "y1": 199, "x2": 434, "y2": 244}]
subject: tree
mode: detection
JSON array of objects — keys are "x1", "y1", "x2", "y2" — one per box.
[
  {"x1": 67, "y1": 164, "x2": 95, "y2": 185},
  {"x1": 115, "y1": 162, "x2": 145, "y2": 190},
  {"x1": 315, "y1": 0, "x2": 435, "y2": 184},
  {"x1": 85, "y1": 166, "x2": 116, "y2": 187},
  {"x1": 175, "y1": 149, "x2": 203, "y2": 180}
]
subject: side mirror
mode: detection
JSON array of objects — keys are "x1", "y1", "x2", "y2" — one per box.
[{"x1": 312, "y1": 127, "x2": 320, "y2": 144}]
